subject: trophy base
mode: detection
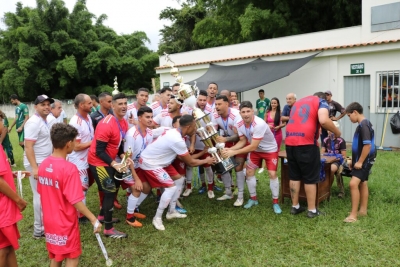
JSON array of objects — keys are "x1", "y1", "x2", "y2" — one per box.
[
  {"x1": 114, "y1": 170, "x2": 132, "y2": 181},
  {"x1": 214, "y1": 157, "x2": 238, "y2": 174}
]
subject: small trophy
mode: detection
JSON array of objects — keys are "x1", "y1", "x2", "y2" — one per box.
[
  {"x1": 114, "y1": 147, "x2": 132, "y2": 180},
  {"x1": 112, "y1": 76, "x2": 120, "y2": 96}
]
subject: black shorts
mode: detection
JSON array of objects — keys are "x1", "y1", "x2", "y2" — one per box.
[
  {"x1": 351, "y1": 162, "x2": 373, "y2": 182},
  {"x1": 89, "y1": 164, "x2": 120, "y2": 193},
  {"x1": 286, "y1": 145, "x2": 320, "y2": 184}
]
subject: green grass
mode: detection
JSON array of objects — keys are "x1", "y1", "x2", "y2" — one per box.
[{"x1": 6, "y1": 119, "x2": 400, "y2": 266}]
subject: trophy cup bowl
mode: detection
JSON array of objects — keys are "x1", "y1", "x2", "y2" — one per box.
[
  {"x1": 170, "y1": 67, "x2": 180, "y2": 77},
  {"x1": 178, "y1": 83, "x2": 197, "y2": 108}
]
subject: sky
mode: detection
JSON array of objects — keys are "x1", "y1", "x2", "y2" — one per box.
[{"x1": 0, "y1": 0, "x2": 182, "y2": 51}]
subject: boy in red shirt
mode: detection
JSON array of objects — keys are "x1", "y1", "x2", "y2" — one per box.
[
  {"x1": 0, "y1": 112, "x2": 27, "y2": 267},
  {"x1": 38, "y1": 123, "x2": 102, "y2": 267}
]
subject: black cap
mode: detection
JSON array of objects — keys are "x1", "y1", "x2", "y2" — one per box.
[{"x1": 34, "y1": 95, "x2": 54, "y2": 105}]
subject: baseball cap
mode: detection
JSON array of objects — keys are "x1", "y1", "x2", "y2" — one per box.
[
  {"x1": 34, "y1": 94, "x2": 54, "y2": 105},
  {"x1": 325, "y1": 90, "x2": 332, "y2": 95}
]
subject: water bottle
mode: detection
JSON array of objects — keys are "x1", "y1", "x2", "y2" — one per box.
[{"x1": 320, "y1": 158, "x2": 326, "y2": 182}]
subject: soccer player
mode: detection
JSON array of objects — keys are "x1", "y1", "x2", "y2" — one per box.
[
  {"x1": 9, "y1": 94, "x2": 29, "y2": 150},
  {"x1": 68, "y1": 94, "x2": 95, "y2": 223},
  {"x1": 88, "y1": 93, "x2": 129, "y2": 238},
  {"x1": 91, "y1": 92, "x2": 113, "y2": 130},
  {"x1": 171, "y1": 83, "x2": 180, "y2": 96},
  {"x1": 47, "y1": 99, "x2": 63, "y2": 129},
  {"x1": 150, "y1": 87, "x2": 172, "y2": 117},
  {"x1": 0, "y1": 111, "x2": 27, "y2": 267},
  {"x1": 125, "y1": 88, "x2": 150, "y2": 127},
  {"x1": 205, "y1": 82, "x2": 218, "y2": 114},
  {"x1": 139, "y1": 115, "x2": 215, "y2": 230},
  {"x1": 0, "y1": 110, "x2": 15, "y2": 166},
  {"x1": 230, "y1": 91, "x2": 240, "y2": 110},
  {"x1": 38, "y1": 123, "x2": 102, "y2": 267},
  {"x1": 222, "y1": 101, "x2": 282, "y2": 214},
  {"x1": 24, "y1": 94, "x2": 54, "y2": 238}
]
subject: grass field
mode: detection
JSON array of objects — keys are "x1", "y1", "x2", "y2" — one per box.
[{"x1": 5, "y1": 119, "x2": 400, "y2": 267}]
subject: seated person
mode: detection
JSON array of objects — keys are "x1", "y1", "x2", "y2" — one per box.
[{"x1": 321, "y1": 122, "x2": 346, "y2": 198}]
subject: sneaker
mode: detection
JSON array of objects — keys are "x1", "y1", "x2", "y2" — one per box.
[
  {"x1": 33, "y1": 233, "x2": 45, "y2": 239},
  {"x1": 175, "y1": 207, "x2": 187, "y2": 214},
  {"x1": 213, "y1": 185, "x2": 223, "y2": 192},
  {"x1": 113, "y1": 200, "x2": 122, "y2": 210},
  {"x1": 207, "y1": 190, "x2": 215, "y2": 199},
  {"x1": 243, "y1": 199, "x2": 259, "y2": 209},
  {"x1": 217, "y1": 194, "x2": 233, "y2": 201},
  {"x1": 233, "y1": 198, "x2": 244, "y2": 207},
  {"x1": 126, "y1": 218, "x2": 143, "y2": 228},
  {"x1": 166, "y1": 211, "x2": 187, "y2": 220},
  {"x1": 152, "y1": 217, "x2": 165, "y2": 231},
  {"x1": 198, "y1": 187, "x2": 206, "y2": 194},
  {"x1": 307, "y1": 210, "x2": 325, "y2": 218},
  {"x1": 103, "y1": 228, "x2": 127, "y2": 238},
  {"x1": 97, "y1": 215, "x2": 120, "y2": 224},
  {"x1": 290, "y1": 206, "x2": 306, "y2": 215},
  {"x1": 133, "y1": 212, "x2": 146, "y2": 219},
  {"x1": 273, "y1": 204, "x2": 282, "y2": 214},
  {"x1": 78, "y1": 216, "x2": 90, "y2": 224},
  {"x1": 182, "y1": 188, "x2": 192, "y2": 197}
]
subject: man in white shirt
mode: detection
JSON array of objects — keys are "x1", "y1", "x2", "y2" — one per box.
[
  {"x1": 222, "y1": 101, "x2": 282, "y2": 214},
  {"x1": 125, "y1": 88, "x2": 150, "y2": 128},
  {"x1": 55, "y1": 108, "x2": 67, "y2": 124},
  {"x1": 47, "y1": 99, "x2": 63, "y2": 129},
  {"x1": 150, "y1": 87, "x2": 172, "y2": 117},
  {"x1": 68, "y1": 94, "x2": 95, "y2": 223},
  {"x1": 205, "y1": 82, "x2": 218, "y2": 114},
  {"x1": 139, "y1": 115, "x2": 214, "y2": 231},
  {"x1": 24, "y1": 94, "x2": 54, "y2": 238}
]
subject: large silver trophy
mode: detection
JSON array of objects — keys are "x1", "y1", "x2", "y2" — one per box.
[{"x1": 164, "y1": 53, "x2": 237, "y2": 174}]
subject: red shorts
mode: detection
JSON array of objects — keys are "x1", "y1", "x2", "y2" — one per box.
[
  {"x1": 247, "y1": 151, "x2": 279, "y2": 171},
  {"x1": 120, "y1": 168, "x2": 142, "y2": 190},
  {"x1": 172, "y1": 158, "x2": 186, "y2": 176},
  {"x1": 194, "y1": 150, "x2": 211, "y2": 167},
  {"x1": 0, "y1": 223, "x2": 20, "y2": 250},
  {"x1": 140, "y1": 164, "x2": 177, "y2": 188},
  {"x1": 48, "y1": 247, "x2": 82, "y2": 262},
  {"x1": 225, "y1": 142, "x2": 247, "y2": 159}
]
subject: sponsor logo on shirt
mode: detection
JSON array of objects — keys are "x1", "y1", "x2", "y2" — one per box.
[
  {"x1": 45, "y1": 233, "x2": 68, "y2": 246},
  {"x1": 46, "y1": 164, "x2": 53, "y2": 173}
]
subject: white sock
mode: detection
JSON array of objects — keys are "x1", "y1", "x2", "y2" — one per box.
[
  {"x1": 155, "y1": 186, "x2": 175, "y2": 219},
  {"x1": 205, "y1": 166, "x2": 214, "y2": 185},
  {"x1": 270, "y1": 178, "x2": 279, "y2": 199},
  {"x1": 293, "y1": 203, "x2": 300, "y2": 209},
  {"x1": 236, "y1": 171, "x2": 245, "y2": 199},
  {"x1": 127, "y1": 194, "x2": 139, "y2": 214},
  {"x1": 221, "y1": 172, "x2": 232, "y2": 196},
  {"x1": 186, "y1": 166, "x2": 193, "y2": 183},
  {"x1": 169, "y1": 178, "x2": 184, "y2": 213},
  {"x1": 135, "y1": 193, "x2": 148, "y2": 209},
  {"x1": 246, "y1": 176, "x2": 257, "y2": 198},
  {"x1": 309, "y1": 209, "x2": 317, "y2": 213}
]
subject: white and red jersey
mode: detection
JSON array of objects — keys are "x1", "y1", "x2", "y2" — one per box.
[
  {"x1": 235, "y1": 116, "x2": 277, "y2": 153},
  {"x1": 150, "y1": 101, "x2": 167, "y2": 118},
  {"x1": 124, "y1": 102, "x2": 138, "y2": 128},
  {"x1": 153, "y1": 110, "x2": 175, "y2": 128},
  {"x1": 37, "y1": 156, "x2": 84, "y2": 255},
  {"x1": 139, "y1": 128, "x2": 188, "y2": 170},
  {"x1": 212, "y1": 108, "x2": 241, "y2": 137},
  {"x1": 124, "y1": 126, "x2": 153, "y2": 169},
  {"x1": 68, "y1": 114, "x2": 94, "y2": 170},
  {"x1": 205, "y1": 99, "x2": 216, "y2": 114}
]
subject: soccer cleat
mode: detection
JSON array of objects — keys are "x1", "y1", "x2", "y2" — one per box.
[
  {"x1": 198, "y1": 186, "x2": 206, "y2": 194},
  {"x1": 133, "y1": 212, "x2": 146, "y2": 219},
  {"x1": 307, "y1": 210, "x2": 325, "y2": 218},
  {"x1": 175, "y1": 207, "x2": 187, "y2": 214},
  {"x1": 182, "y1": 188, "x2": 192, "y2": 197},
  {"x1": 273, "y1": 204, "x2": 282, "y2": 214},
  {"x1": 207, "y1": 190, "x2": 215, "y2": 199},
  {"x1": 166, "y1": 211, "x2": 187, "y2": 220},
  {"x1": 233, "y1": 198, "x2": 244, "y2": 207},
  {"x1": 243, "y1": 199, "x2": 259, "y2": 209},
  {"x1": 113, "y1": 200, "x2": 122, "y2": 210},
  {"x1": 213, "y1": 185, "x2": 223, "y2": 192},
  {"x1": 97, "y1": 215, "x2": 120, "y2": 224},
  {"x1": 103, "y1": 228, "x2": 127, "y2": 238},
  {"x1": 290, "y1": 206, "x2": 306, "y2": 215},
  {"x1": 217, "y1": 194, "x2": 233, "y2": 201},
  {"x1": 126, "y1": 218, "x2": 143, "y2": 228},
  {"x1": 152, "y1": 217, "x2": 165, "y2": 231}
]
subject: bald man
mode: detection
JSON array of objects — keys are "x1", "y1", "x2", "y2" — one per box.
[{"x1": 281, "y1": 93, "x2": 296, "y2": 122}]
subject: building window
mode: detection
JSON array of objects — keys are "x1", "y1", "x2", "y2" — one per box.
[{"x1": 378, "y1": 71, "x2": 399, "y2": 109}]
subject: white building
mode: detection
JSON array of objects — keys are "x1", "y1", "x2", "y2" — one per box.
[{"x1": 156, "y1": 0, "x2": 400, "y2": 147}]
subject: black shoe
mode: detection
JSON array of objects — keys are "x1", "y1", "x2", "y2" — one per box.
[
  {"x1": 33, "y1": 233, "x2": 45, "y2": 239},
  {"x1": 307, "y1": 210, "x2": 325, "y2": 218},
  {"x1": 79, "y1": 216, "x2": 90, "y2": 224},
  {"x1": 290, "y1": 206, "x2": 306, "y2": 215}
]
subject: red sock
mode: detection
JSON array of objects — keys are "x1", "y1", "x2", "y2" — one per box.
[
  {"x1": 273, "y1": 198, "x2": 279, "y2": 204},
  {"x1": 208, "y1": 183, "x2": 214, "y2": 191},
  {"x1": 187, "y1": 183, "x2": 191, "y2": 189},
  {"x1": 251, "y1": 196, "x2": 257, "y2": 201},
  {"x1": 126, "y1": 213, "x2": 134, "y2": 220}
]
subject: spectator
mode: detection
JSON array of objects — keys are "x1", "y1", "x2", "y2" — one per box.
[
  {"x1": 281, "y1": 93, "x2": 296, "y2": 123},
  {"x1": 265, "y1": 97, "x2": 285, "y2": 151},
  {"x1": 9, "y1": 94, "x2": 29, "y2": 150},
  {"x1": 320, "y1": 90, "x2": 345, "y2": 144},
  {"x1": 256, "y1": 89, "x2": 270, "y2": 119}
]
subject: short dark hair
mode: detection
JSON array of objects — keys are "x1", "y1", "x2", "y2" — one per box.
[
  {"x1": 90, "y1": 94, "x2": 99, "y2": 103},
  {"x1": 179, "y1": 115, "x2": 194, "y2": 127},
  {"x1": 137, "y1": 106, "x2": 152, "y2": 117},
  {"x1": 98, "y1": 92, "x2": 112, "y2": 99},
  {"x1": 112, "y1": 93, "x2": 127, "y2": 102},
  {"x1": 240, "y1": 101, "x2": 253, "y2": 110},
  {"x1": 216, "y1": 95, "x2": 229, "y2": 102},
  {"x1": 10, "y1": 94, "x2": 19, "y2": 100},
  {"x1": 172, "y1": 83, "x2": 180, "y2": 88},
  {"x1": 198, "y1": 90, "x2": 208, "y2": 97},
  {"x1": 258, "y1": 89, "x2": 264, "y2": 93},
  {"x1": 160, "y1": 87, "x2": 172, "y2": 94},
  {"x1": 51, "y1": 123, "x2": 78, "y2": 149},
  {"x1": 313, "y1": 92, "x2": 326, "y2": 100},
  {"x1": 170, "y1": 95, "x2": 183, "y2": 105},
  {"x1": 172, "y1": 115, "x2": 182, "y2": 125},
  {"x1": 137, "y1": 88, "x2": 149, "y2": 94},
  {"x1": 345, "y1": 102, "x2": 363, "y2": 114},
  {"x1": 208, "y1": 82, "x2": 218, "y2": 89},
  {"x1": 74, "y1": 94, "x2": 86, "y2": 109}
]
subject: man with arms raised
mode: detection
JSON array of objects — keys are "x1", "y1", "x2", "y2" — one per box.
[
  {"x1": 285, "y1": 92, "x2": 340, "y2": 218},
  {"x1": 91, "y1": 92, "x2": 113, "y2": 130},
  {"x1": 150, "y1": 87, "x2": 172, "y2": 117},
  {"x1": 222, "y1": 101, "x2": 282, "y2": 214},
  {"x1": 68, "y1": 94, "x2": 95, "y2": 223},
  {"x1": 24, "y1": 95, "x2": 54, "y2": 238},
  {"x1": 139, "y1": 115, "x2": 214, "y2": 230},
  {"x1": 9, "y1": 94, "x2": 29, "y2": 150},
  {"x1": 126, "y1": 88, "x2": 150, "y2": 127},
  {"x1": 281, "y1": 93, "x2": 296, "y2": 122}
]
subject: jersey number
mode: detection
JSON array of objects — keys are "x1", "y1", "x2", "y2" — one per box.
[{"x1": 288, "y1": 104, "x2": 310, "y2": 124}]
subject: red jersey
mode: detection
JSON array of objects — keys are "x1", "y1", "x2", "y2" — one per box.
[
  {"x1": 285, "y1": 96, "x2": 329, "y2": 146},
  {"x1": 88, "y1": 115, "x2": 128, "y2": 166},
  {"x1": 0, "y1": 145, "x2": 23, "y2": 228},
  {"x1": 37, "y1": 156, "x2": 84, "y2": 254}
]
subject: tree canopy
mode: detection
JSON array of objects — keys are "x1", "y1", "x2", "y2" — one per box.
[
  {"x1": 0, "y1": 0, "x2": 158, "y2": 102},
  {"x1": 158, "y1": 0, "x2": 362, "y2": 54}
]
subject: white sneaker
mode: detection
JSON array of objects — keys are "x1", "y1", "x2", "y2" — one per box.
[
  {"x1": 152, "y1": 217, "x2": 165, "y2": 231},
  {"x1": 182, "y1": 189, "x2": 192, "y2": 197},
  {"x1": 166, "y1": 211, "x2": 187, "y2": 220},
  {"x1": 217, "y1": 194, "x2": 233, "y2": 201},
  {"x1": 208, "y1": 190, "x2": 215, "y2": 199},
  {"x1": 233, "y1": 198, "x2": 244, "y2": 207}
]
